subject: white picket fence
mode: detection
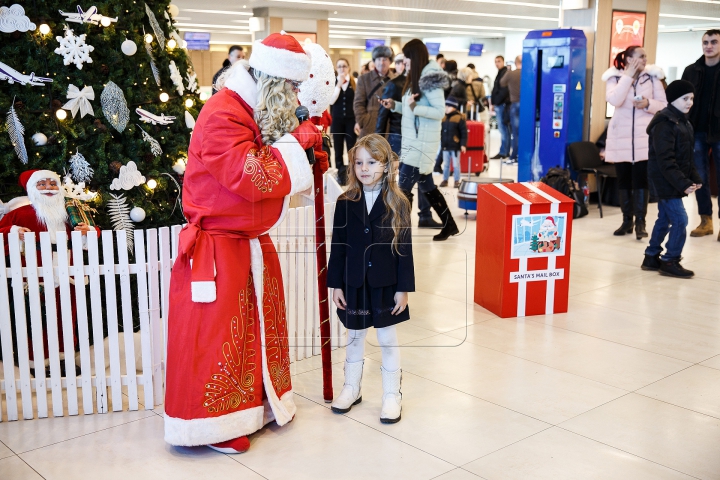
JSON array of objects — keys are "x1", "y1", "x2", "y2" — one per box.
[{"x1": 0, "y1": 197, "x2": 342, "y2": 421}]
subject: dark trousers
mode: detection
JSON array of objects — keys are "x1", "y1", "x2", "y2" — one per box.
[
  {"x1": 509, "y1": 102, "x2": 520, "y2": 160},
  {"x1": 398, "y1": 162, "x2": 436, "y2": 220},
  {"x1": 494, "y1": 103, "x2": 511, "y2": 157},
  {"x1": 614, "y1": 161, "x2": 648, "y2": 190},
  {"x1": 645, "y1": 198, "x2": 688, "y2": 261},
  {"x1": 692, "y1": 132, "x2": 720, "y2": 217},
  {"x1": 330, "y1": 117, "x2": 357, "y2": 184}
]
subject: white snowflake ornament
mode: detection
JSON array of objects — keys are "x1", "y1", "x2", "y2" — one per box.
[
  {"x1": 54, "y1": 26, "x2": 94, "y2": 70},
  {"x1": 169, "y1": 61, "x2": 184, "y2": 95}
]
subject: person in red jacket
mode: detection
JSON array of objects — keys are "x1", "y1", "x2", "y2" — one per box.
[
  {"x1": 163, "y1": 32, "x2": 320, "y2": 454},
  {"x1": 0, "y1": 169, "x2": 96, "y2": 373}
]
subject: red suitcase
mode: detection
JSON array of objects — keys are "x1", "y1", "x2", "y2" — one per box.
[{"x1": 458, "y1": 120, "x2": 486, "y2": 176}]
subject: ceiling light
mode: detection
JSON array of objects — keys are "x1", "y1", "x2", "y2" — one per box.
[
  {"x1": 331, "y1": 17, "x2": 534, "y2": 32},
  {"x1": 329, "y1": 45, "x2": 366, "y2": 49},
  {"x1": 329, "y1": 24, "x2": 515, "y2": 35},
  {"x1": 175, "y1": 22, "x2": 249, "y2": 29},
  {"x1": 329, "y1": 29, "x2": 507, "y2": 37},
  {"x1": 181, "y1": 9, "x2": 253, "y2": 15},
  {"x1": 459, "y1": 0, "x2": 559, "y2": 8},
  {"x1": 266, "y1": 0, "x2": 558, "y2": 22},
  {"x1": 659, "y1": 13, "x2": 720, "y2": 22}
]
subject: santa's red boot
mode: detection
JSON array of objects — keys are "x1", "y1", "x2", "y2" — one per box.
[{"x1": 208, "y1": 436, "x2": 250, "y2": 454}]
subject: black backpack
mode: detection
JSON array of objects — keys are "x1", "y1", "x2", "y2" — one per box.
[{"x1": 540, "y1": 168, "x2": 588, "y2": 219}]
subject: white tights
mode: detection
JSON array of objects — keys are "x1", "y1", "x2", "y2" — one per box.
[{"x1": 345, "y1": 326, "x2": 400, "y2": 371}]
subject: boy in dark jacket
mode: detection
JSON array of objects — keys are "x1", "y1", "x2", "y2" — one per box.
[
  {"x1": 439, "y1": 96, "x2": 467, "y2": 188},
  {"x1": 642, "y1": 80, "x2": 703, "y2": 278}
]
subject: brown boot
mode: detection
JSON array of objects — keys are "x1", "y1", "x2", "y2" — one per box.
[{"x1": 690, "y1": 215, "x2": 714, "y2": 237}]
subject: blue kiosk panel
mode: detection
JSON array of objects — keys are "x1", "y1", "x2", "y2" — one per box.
[{"x1": 518, "y1": 29, "x2": 587, "y2": 181}]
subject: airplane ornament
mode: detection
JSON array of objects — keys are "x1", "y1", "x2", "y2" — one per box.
[
  {"x1": 136, "y1": 107, "x2": 175, "y2": 125},
  {"x1": 0, "y1": 61, "x2": 53, "y2": 86},
  {"x1": 59, "y1": 5, "x2": 118, "y2": 26}
]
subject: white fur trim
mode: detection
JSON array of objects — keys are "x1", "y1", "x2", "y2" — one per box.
[
  {"x1": 26, "y1": 170, "x2": 61, "y2": 191},
  {"x1": 249, "y1": 40, "x2": 311, "y2": 82},
  {"x1": 274, "y1": 133, "x2": 313, "y2": 196},
  {"x1": 602, "y1": 64, "x2": 665, "y2": 82},
  {"x1": 223, "y1": 61, "x2": 257, "y2": 110},
  {"x1": 249, "y1": 238, "x2": 297, "y2": 427},
  {"x1": 191, "y1": 281, "x2": 217, "y2": 303},
  {"x1": 164, "y1": 407, "x2": 264, "y2": 446}
]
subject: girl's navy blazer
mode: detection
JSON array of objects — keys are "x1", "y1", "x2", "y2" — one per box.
[{"x1": 327, "y1": 193, "x2": 415, "y2": 292}]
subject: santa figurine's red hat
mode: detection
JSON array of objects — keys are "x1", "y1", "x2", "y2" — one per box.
[
  {"x1": 545, "y1": 216, "x2": 556, "y2": 225},
  {"x1": 19, "y1": 169, "x2": 61, "y2": 192},
  {"x1": 249, "y1": 31, "x2": 311, "y2": 82}
]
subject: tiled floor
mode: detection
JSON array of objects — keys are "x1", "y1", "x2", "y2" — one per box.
[{"x1": 2, "y1": 144, "x2": 720, "y2": 478}]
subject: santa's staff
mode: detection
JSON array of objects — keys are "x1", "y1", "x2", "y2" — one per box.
[{"x1": 297, "y1": 41, "x2": 337, "y2": 403}]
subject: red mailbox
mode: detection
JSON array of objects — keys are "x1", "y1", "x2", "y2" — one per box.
[{"x1": 474, "y1": 182, "x2": 574, "y2": 318}]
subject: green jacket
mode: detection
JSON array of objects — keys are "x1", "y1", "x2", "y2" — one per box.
[{"x1": 393, "y1": 60, "x2": 449, "y2": 174}]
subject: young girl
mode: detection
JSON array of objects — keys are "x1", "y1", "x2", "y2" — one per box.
[{"x1": 327, "y1": 134, "x2": 414, "y2": 424}]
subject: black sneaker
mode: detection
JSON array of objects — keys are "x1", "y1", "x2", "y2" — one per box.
[
  {"x1": 659, "y1": 259, "x2": 694, "y2": 278},
  {"x1": 490, "y1": 153, "x2": 507, "y2": 160},
  {"x1": 640, "y1": 254, "x2": 661, "y2": 271}
]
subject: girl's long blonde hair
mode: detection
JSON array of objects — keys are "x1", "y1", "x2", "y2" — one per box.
[
  {"x1": 252, "y1": 68, "x2": 299, "y2": 145},
  {"x1": 341, "y1": 134, "x2": 411, "y2": 253}
]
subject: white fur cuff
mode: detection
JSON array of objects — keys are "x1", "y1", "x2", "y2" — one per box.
[
  {"x1": 275, "y1": 133, "x2": 314, "y2": 196},
  {"x1": 191, "y1": 281, "x2": 216, "y2": 303},
  {"x1": 164, "y1": 407, "x2": 265, "y2": 446}
]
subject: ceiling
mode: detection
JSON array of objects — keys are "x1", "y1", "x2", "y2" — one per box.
[{"x1": 170, "y1": 0, "x2": 720, "y2": 47}]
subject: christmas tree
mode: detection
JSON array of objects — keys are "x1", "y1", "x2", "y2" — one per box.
[{"x1": 0, "y1": 1, "x2": 201, "y2": 231}]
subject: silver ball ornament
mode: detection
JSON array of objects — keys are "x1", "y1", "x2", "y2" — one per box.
[
  {"x1": 129, "y1": 207, "x2": 146, "y2": 223},
  {"x1": 32, "y1": 133, "x2": 48, "y2": 146},
  {"x1": 168, "y1": 4, "x2": 180, "y2": 18},
  {"x1": 121, "y1": 39, "x2": 137, "y2": 56}
]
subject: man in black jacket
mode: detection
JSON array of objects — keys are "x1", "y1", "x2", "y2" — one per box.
[
  {"x1": 682, "y1": 29, "x2": 720, "y2": 239},
  {"x1": 491, "y1": 56, "x2": 511, "y2": 160}
]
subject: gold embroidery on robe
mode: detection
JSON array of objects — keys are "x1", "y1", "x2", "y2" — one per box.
[
  {"x1": 262, "y1": 267, "x2": 292, "y2": 393},
  {"x1": 244, "y1": 146, "x2": 283, "y2": 193},
  {"x1": 203, "y1": 277, "x2": 257, "y2": 413}
]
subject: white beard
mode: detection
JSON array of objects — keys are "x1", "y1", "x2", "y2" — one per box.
[{"x1": 27, "y1": 187, "x2": 68, "y2": 243}]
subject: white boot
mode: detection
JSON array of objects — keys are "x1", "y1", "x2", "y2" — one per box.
[
  {"x1": 380, "y1": 366, "x2": 402, "y2": 424},
  {"x1": 331, "y1": 360, "x2": 364, "y2": 414}
]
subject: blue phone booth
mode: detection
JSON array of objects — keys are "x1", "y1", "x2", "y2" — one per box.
[{"x1": 517, "y1": 29, "x2": 587, "y2": 181}]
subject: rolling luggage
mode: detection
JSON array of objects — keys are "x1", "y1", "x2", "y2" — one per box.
[{"x1": 459, "y1": 120, "x2": 486, "y2": 176}]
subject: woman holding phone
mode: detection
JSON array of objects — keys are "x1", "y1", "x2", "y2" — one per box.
[
  {"x1": 603, "y1": 46, "x2": 667, "y2": 239},
  {"x1": 380, "y1": 39, "x2": 459, "y2": 241}
]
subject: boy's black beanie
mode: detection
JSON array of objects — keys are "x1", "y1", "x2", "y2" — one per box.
[{"x1": 665, "y1": 80, "x2": 695, "y2": 103}]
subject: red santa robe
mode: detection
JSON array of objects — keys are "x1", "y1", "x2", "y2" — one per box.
[
  {"x1": 163, "y1": 64, "x2": 313, "y2": 446},
  {"x1": 0, "y1": 203, "x2": 100, "y2": 363}
]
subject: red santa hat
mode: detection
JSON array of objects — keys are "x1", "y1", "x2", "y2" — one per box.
[
  {"x1": 545, "y1": 216, "x2": 556, "y2": 226},
  {"x1": 19, "y1": 169, "x2": 61, "y2": 192},
  {"x1": 248, "y1": 32, "x2": 311, "y2": 82}
]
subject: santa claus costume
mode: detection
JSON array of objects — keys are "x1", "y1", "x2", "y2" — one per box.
[
  {"x1": 0, "y1": 169, "x2": 98, "y2": 370},
  {"x1": 163, "y1": 33, "x2": 320, "y2": 453}
]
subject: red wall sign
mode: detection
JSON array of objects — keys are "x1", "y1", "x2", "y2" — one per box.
[{"x1": 609, "y1": 10, "x2": 646, "y2": 66}]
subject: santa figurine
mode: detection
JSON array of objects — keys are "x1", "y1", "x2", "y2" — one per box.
[
  {"x1": 0, "y1": 169, "x2": 98, "y2": 373},
  {"x1": 537, "y1": 216, "x2": 559, "y2": 252},
  {"x1": 163, "y1": 32, "x2": 321, "y2": 454}
]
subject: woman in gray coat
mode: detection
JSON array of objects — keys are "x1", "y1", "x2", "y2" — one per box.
[{"x1": 381, "y1": 39, "x2": 459, "y2": 241}]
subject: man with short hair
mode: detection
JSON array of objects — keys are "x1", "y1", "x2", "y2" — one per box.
[
  {"x1": 436, "y1": 53, "x2": 446, "y2": 70},
  {"x1": 500, "y1": 55, "x2": 522, "y2": 164},
  {"x1": 376, "y1": 53, "x2": 406, "y2": 155},
  {"x1": 354, "y1": 45, "x2": 396, "y2": 138},
  {"x1": 491, "y1": 55, "x2": 511, "y2": 160},
  {"x1": 212, "y1": 45, "x2": 244, "y2": 95},
  {"x1": 682, "y1": 29, "x2": 720, "y2": 240}
]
